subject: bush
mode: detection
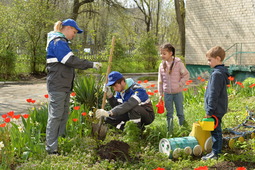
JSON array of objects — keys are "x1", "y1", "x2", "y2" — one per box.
[
  {"x1": 73, "y1": 75, "x2": 104, "y2": 110},
  {"x1": 0, "y1": 50, "x2": 17, "y2": 80},
  {"x1": 133, "y1": 32, "x2": 159, "y2": 71}
]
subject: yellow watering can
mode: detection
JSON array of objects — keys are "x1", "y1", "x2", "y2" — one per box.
[{"x1": 199, "y1": 115, "x2": 218, "y2": 131}]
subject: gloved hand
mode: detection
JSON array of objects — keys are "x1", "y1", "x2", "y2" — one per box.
[
  {"x1": 93, "y1": 62, "x2": 102, "y2": 70},
  {"x1": 103, "y1": 84, "x2": 113, "y2": 98},
  {"x1": 95, "y1": 109, "x2": 110, "y2": 119}
]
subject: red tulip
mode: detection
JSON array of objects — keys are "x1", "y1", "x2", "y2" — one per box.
[
  {"x1": 194, "y1": 166, "x2": 208, "y2": 170},
  {"x1": 249, "y1": 84, "x2": 255, "y2": 88},
  {"x1": 7, "y1": 111, "x2": 14, "y2": 117},
  {"x1": 1, "y1": 114, "x2": 7, "y2": 119},
  {"x1": 72, "y1": 118, "x2": 78, "y2": 122},
  {"x1": 81, "y1": 112, "x2": 87, "y2": 116},
  {"x1": 151, "y1": 84, "x2": 156, "y2": 87},
  {"x1": 26, "y1": 98, "x2": 32, "y2": 103},
  {"x1": 4, "y1": 118, "x2": 10, "y2": 123},
  {"x1": 73, "y1": 106, "x2": 80, "y2": 110},
  {"x1": 154, "y1": 90, "x2": 158, "y2": 93},
  {"x1": 197, "y1": 76, "x2": 202, "y2": 80},
  {"x1": 70, "y1": 92, "x2": 76, "y2": 97},
  {"x1": 0, "y1": 123, "x2": 6, "y2": 127},
  {"x1": 153, "y1": 167, "x2": 166, "y2": 170},
  {"x1": 44, "y1": 94, "x2": 49, "y2": 98},
  {"x1": 137, "y1": 81, "x2": 142, "y2": 84},
  {"x1": 143, "y1": 80, "x2": 148, "y2": 83},
  {"x1": 22, "y1": 114, "x2": 30, "y2": 119},
  {"x1": 13, "y1": 115, "x2": 21, "y2": 119},
  {"x1": 183, "y1": 88, "x2": 188, "y2": 91},
  {"x1": 236, "y1": 167, "x2": 246, "y2": 170},
  {"x1": 228, "y1": 76, "x2": 235, "y2": 81}
]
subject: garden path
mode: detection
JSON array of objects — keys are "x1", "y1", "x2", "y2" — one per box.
[{"x1": 0, "y1": 74, "x2": 158, "y2": 115}]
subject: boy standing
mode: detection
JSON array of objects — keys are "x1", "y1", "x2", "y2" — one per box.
[{"x1": 201, "y1": 46, "x2": 230, "y2": 160}]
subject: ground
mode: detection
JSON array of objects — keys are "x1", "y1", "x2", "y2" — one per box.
[{"x1": 1, "y1": 74, "x2": 254, "y2": 169}]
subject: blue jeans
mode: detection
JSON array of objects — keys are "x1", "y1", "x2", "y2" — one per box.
[
  {"x1": 164, "y1": 92, "x2": 185, "y2": 125},
  {"x1": 211, "y1": 117, "x2": 222, "y2": 155}
]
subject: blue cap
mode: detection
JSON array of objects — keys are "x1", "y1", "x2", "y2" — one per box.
[
  {"x1": 62, "y1": 19, "x2": 83, "y2": 34},
  {"x1": 106, "y1": 71, "x2": 123, "y2": 86}
]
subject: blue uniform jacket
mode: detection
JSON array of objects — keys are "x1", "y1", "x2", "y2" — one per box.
[{"x1": 108, "y1": 78, "x2": 153, "y2": 116}]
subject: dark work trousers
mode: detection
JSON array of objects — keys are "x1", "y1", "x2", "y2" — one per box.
[{"x1": 105, "y1": 104, "x2": 154, "y2": 130}]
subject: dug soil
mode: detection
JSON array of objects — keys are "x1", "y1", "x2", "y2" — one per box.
[
  {"x1": 98, "y1": 140, "x2": 130, "y2": 161},
  {"x1": 210, "y1": 161, "x2": 255, "y2": 169}
]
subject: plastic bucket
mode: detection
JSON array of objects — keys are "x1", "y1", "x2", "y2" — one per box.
[{"x1": 159, "y1": 136, "x2": 199, "y2": 158}]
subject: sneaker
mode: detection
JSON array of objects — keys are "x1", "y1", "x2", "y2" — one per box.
[
  {"x1": 48, "y1": 151, "x2": 59, "y2": 155},
  {"x1": 201, "y1": 152, "x2": 218, "y2": 160}
]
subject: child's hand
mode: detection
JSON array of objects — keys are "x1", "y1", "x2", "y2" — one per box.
[{"x1": 159, "y1": 95, "x2": 163, "y2": 101}]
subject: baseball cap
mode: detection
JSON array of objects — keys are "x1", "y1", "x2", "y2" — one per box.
[
  {"x1": 106, "y1": 71, "x2": 123, "y2": 86},
  {"x1": 62, "y1": 19, "x2": 83, "y2": 34}
]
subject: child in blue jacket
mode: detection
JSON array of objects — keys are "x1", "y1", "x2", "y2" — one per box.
[{"x1": 202, "y1": 46, "x2": 230, "y2": 160}]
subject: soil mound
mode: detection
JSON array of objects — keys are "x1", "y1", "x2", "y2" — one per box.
[{"x1": 98, "y1": 140, "x2": 130, "y2": 161}]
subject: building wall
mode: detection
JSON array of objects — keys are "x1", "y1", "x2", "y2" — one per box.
[{"x1": 185, "y1": 0, "x2": 255, "y2": 66}]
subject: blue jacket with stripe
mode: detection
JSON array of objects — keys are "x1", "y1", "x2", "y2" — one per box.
[
  {"x1": 108, "y1": 78, "x2": 154, "y2": 116},
  {"x1": 46, "y1": 36, "x2": 93, "y2": 92}
]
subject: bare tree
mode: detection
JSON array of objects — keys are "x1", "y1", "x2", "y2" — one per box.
[
  {"x1": 133, "y1": 0, "x2": 152, "y2": 33},
  {"x1": 71, "y1": 0, "x2": 94, "y2": 20},
  {"x1": 174, "y1": 0, "x2": 185, "y2": 56}
]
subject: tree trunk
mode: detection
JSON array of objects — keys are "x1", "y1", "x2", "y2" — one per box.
[
  {"x1": 174, "y1": 0, "x2": 185, "y2": 56},
  {"x1": 155, "y1": 0, "x2": 160, "y2": 38},
  {"x1": 71, "y1": 0, "x2": 94, "y2": 20}
]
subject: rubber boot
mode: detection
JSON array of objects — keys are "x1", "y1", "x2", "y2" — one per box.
[{"x1": 167, "y1": 118, "x2": 173, "y2": 134}]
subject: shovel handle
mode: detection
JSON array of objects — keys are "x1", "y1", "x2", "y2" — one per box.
[{"x1": 101, "y1": 36, "x2": 115, "y2": 109}]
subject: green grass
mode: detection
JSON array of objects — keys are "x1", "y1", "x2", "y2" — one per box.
[{"x1": 1, "y1": 77, "x2": 255, "y2": 169}]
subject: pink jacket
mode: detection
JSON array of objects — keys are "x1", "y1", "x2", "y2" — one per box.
[{"x1": 158, "y1": 57, "x2": 190, "y2": 95}]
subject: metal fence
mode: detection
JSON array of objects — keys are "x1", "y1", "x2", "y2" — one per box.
[{"x1": 224, "y1": 42, "x2": 255, "y2": 66}]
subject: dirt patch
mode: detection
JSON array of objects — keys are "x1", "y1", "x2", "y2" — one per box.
[
  {"x1": 210, "y1": 161, "x2": 255, "y2": 169},
  {"x1": 98, "y1": 140, "x2": 130, "y2": 161}
]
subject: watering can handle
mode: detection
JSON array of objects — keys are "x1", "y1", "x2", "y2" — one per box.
[
  {"x1": 101, "y1": 36, "x2": 116, "y2": 109},
  {"x1": 212, "y1": 115, "x2": 219, "y2": 129}
]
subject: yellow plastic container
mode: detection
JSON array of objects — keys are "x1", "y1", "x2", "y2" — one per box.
[
  {"x1": 199, "y1": 118, "x2": 215, "y2": 131},
  {"x1": 189, "y1": 122, "x2": 211, "y2": 151}
]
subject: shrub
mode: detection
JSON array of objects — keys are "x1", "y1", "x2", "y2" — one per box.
[{"x1": 0, "y1": 50, "x2": 17, "y2": 80}]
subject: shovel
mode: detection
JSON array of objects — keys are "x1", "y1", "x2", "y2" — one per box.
[{"x1": 92, "y1": 36, "x2": 115, "y2": 140}]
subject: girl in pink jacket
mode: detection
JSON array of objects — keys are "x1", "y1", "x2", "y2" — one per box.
[{"x1": 158, "y1": 43, "x2": 190, "y2": 134}]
